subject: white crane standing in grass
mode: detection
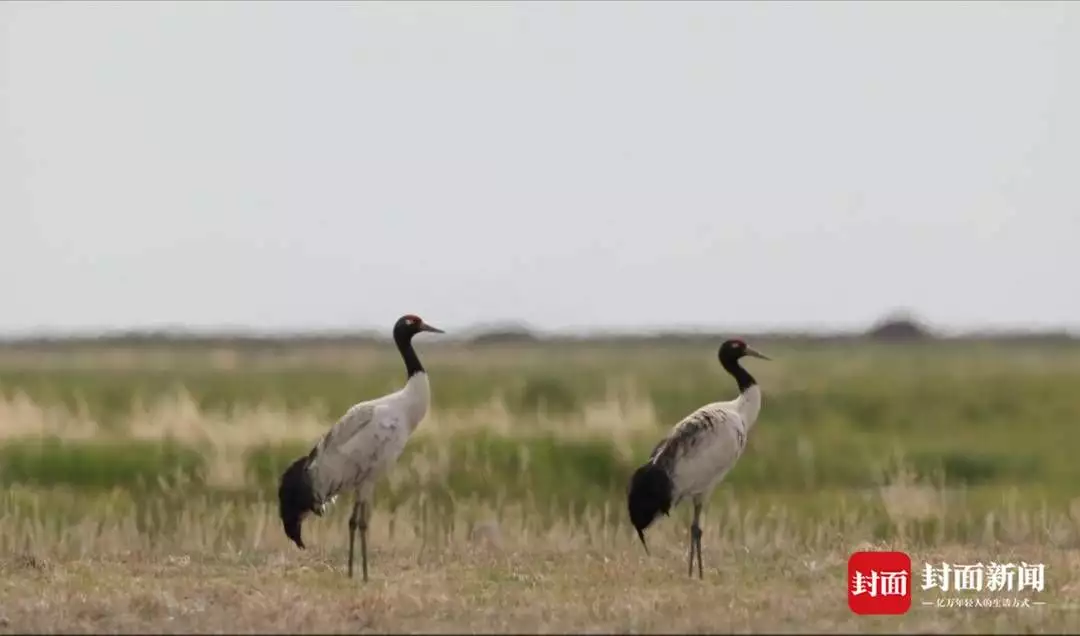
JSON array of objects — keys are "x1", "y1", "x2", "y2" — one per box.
[
  {"x1": 278, "y1": 314, "x2": 443, "y2": 581},
  {"x1": 627, "y1": 338, "x2": 770, "y2": 579}
]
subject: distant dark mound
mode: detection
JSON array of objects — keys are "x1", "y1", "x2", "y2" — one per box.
[
  {"x1": 866, "y1": 312, "x2": 934, "y2": 341},
  {"x1": 468, "y1": 323, "x2": 540, "y2": 345}
]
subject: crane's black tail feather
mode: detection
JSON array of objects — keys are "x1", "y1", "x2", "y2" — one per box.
[
  {"x1": 636, "y1": 528, "x2": 650, "y2": 555},
  {"x1": 278, "y1": 454, "x2": 318, "y2": 549},
  {"x1": 627, "y1": 462, "x2": 674, "y2": 552}
]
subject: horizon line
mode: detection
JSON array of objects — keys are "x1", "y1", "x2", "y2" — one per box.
[{"x1": 0, "y1": 321, "x2": 1076, "y2": 343}]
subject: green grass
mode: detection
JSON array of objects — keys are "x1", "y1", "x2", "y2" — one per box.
[{"x1": 3, "y1": 340, "x2": 1080, "y2": 498}]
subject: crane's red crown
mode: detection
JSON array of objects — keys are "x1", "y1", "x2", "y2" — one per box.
[{"x1": 403, "y1": 314, "x2": 423, "y2": 325}]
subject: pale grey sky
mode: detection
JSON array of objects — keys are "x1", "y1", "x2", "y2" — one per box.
[{"x1": 2, "y1": 1, "x2": 1078, "y2": 335}]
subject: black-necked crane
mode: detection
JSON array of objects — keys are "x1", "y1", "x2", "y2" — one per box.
[
  {"x1": 277, "y1": 314, "x2": 443, "y2": 581},
  {"x1": 627, "y1": 338, "x2": 770, "y2": 579}
]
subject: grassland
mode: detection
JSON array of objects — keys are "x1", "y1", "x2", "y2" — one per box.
[{"x1": 2, "y1": 336, "x2": 1080, "y2": 632}]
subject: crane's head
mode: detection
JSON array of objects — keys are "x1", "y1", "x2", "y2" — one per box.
[
  {"x1": 718, "y1": 338, "x2": 771, "y2": 363},
  {"x1": 278, "y1": 455, "x2": 318, "y2": 549},
  {"x1": 393, "y1": 314, "x2": 444, "y2": 340}
]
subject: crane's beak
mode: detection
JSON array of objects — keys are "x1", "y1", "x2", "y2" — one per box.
[
  {"x1": 419, "y1": 323, "x2": 444, "y2": 334},
  {"x1": 745, "y1": 346, "x2": 771, "y2": 361}
]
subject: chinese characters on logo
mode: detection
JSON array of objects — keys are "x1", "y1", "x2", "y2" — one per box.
[
  {"x1": 921, "y1": 561, "x2": 1045, "y2": 593},
  {"x1": 848, "y1": 553, "x2": 1047, "y2": 615},
  {"x1": 918, "y1": 561, "x2": 1046, "y2": 609},
  {"x1": 852, "y1": 569, "x2": 909, "y2": 597}
]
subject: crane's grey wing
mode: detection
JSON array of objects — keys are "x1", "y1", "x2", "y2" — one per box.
[
  {"x1": 305, "y1": 403, "x2": 409, "y2": 503},
  {"x1": 654, "y1": 407, "x2": 745, "y2": 479},
  {"x1": 314, "y1": 402, "x2": 378, "y2": 455}
]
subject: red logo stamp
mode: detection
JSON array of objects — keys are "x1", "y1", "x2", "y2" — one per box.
[{"x1": 848, "y1": 551, "x2": 912, "y2": 615}]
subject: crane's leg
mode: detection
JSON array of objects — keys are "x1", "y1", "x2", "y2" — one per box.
[
  {"x1": 688, "y1": 499, "x2": 704, "y2": 579},
  {"x1": 694, "y1": 501, "x2": 704, "y2": 580},
  {"x1": 348, "y1": 500, "x2": 361, "y2": 579},
  {"x1": 358, "y1": 500, "x2": 370, "y2": 583},
  {"x1": 686, "y1": 517, "x2": 694, "y2": 578}
]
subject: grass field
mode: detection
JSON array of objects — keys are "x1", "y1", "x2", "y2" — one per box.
[{"x1": 2, "y1": 336, "x2": 1080, "y2": 632}]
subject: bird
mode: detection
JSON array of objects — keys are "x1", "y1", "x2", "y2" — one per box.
[
  {"x1": 277, "y1": 313, "x2": 444, "y2": 581},
  {"x1": 627, "y1": 338, "x2": 770, "y2": 579}
]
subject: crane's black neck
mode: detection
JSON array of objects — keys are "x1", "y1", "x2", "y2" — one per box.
[
  {"x1": 720, "y1": 355, "x2": 756, "y2": 394},
  {"x1": 394, "y1": 329, "x2": 425, "y2": 378}
]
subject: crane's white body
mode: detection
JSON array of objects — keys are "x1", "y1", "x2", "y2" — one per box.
[
  {"x1": 651, "y1": 384, "x2": 761, "y2": 506},
  {"x1": 306, "y1": 372, "x2": 431, "y2": 509}
]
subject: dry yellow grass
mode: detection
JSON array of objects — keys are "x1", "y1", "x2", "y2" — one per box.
[
  {"x1": 0, "y1": 386, "x2": 659, "y2": 445},
  {"x1": 4, "y1": 502, "x2": 1080, "y2": 632},
  {"x1": 2, "y1": 483, "x2": 1080, "y2": 633}
]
